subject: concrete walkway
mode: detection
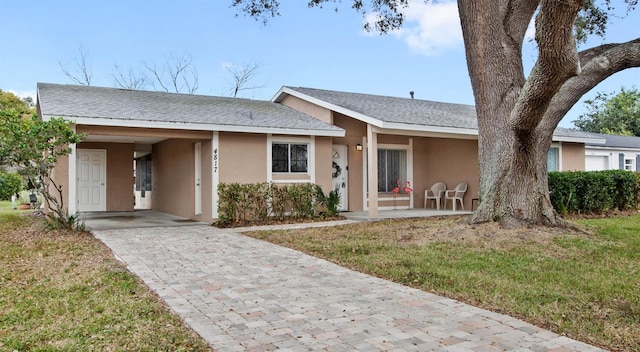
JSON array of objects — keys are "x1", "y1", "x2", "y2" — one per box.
[{"x1": 93, "y1": 225, "x2": 604, "y2": 352}]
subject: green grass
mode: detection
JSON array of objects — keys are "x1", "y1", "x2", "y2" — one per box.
[
  {"x1": 246, "y1": 215, "x2": 640, "y2": 352},
  {"x1": 0, "y1": 213, "x2": 212, "y2": 351},
  {"x1": 0, "y1": 200, "x2": 30, "y2": 214}
]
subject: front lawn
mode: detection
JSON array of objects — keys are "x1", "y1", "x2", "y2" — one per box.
[
  {"x1": 246, "y1": 215, "x2": 640, "y2": 352},
  {"x1": 0, "y1": 200, "x2": 30, "y2": 214},
  {"x1": 0, "y1": 213, "x2": 211, "y2": 351}
]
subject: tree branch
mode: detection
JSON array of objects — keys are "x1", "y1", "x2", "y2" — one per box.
[
  {"x1": 508, "y1": 0, "x2": 583, "y2": 132},
  {"x1": 502, "y1": 0, "x2": 538, "y2": 48},
  {"x1": 542, "y1": 37, "x2": 640, "y2": 130}
]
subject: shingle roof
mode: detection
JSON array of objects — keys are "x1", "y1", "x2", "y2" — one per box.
[
  {"x1": 282, "y1": 86, "x2": 478, "y2": 130},
  {"x1": 279, "y1": 87, "x2": 603, "y2": 143},
  {"x1": 37, "y1": 83, "x2": 344, "y2": 135},
  {"x1": 586, "y1": 132, "x2": 640, "y2": 149}
]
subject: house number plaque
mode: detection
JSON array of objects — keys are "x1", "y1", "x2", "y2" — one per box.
[{"x1": 213, "y1": 148, "x2": 218, "y2": 173}]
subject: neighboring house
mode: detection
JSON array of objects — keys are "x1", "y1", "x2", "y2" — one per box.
[
  {"x1": 584, "y1": 132, "x2": 640, "y2": 171},
  {"x1": 37, "y1": 83, "x2": 602, "y2": 222}
]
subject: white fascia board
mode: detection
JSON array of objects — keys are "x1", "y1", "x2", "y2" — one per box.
[
  {"x1": 372, "y1": 124, "x2": 479, "y2": 139},
  {"x1": 43, "y1": 115, "x2": 345, "y2": 138},
  {"x1": 552, "y1": 136, "x2": 606, "y2": 144},
  {"x1": 586, "y1": 145, "x2": 640, "y2": 152},
  {"x1": 273, "y1": 87, "x2": 385, "y2": 128}
]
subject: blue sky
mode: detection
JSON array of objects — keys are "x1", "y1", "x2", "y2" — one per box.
[{"x1": 1, "y1": 0, "x2": 638, "y2": 128}]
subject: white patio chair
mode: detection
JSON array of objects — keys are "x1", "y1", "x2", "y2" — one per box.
[
  {"x1": 424, "y1": 182, "x2": 447, "y2": 210},
  {"x1": 444, "y1": 182, "x2": 468, "y2": 211}
]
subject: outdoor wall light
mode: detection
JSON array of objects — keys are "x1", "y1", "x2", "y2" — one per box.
[{"x1": 355, "y1": 143, "x2": 363, "y2": 151}]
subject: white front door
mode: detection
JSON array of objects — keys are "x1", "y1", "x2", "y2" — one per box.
[
  {"x1": 77, "y1": 149, "x2": 106, "y2": 212},
  {"x1": 194, "y1": 142, "x2": 202, "y2": 216},
  {"x1": 332, "y1": 145, "x2": 348, "y2": 211}
]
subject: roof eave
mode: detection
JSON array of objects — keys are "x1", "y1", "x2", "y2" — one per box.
[
  {"x1": 42, "y1": 115, "x2": 345, "y2": 138},
  {"x1": 273, "y1": 86, "x2": 385, "y2": 128},
  {"x1": 553, "y1": 136, "x2": 606, "y2": 144}
]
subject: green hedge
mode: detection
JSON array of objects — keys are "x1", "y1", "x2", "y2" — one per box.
[
  {"x1": 216, "y1": 182, "x2": 340, "y2": 227},
  {"x1": 548, "y1": 170, "x2": 639, "y2": 215},
  {"x1": 0, "y1": 171, "x2": 22, "y2": 201}
]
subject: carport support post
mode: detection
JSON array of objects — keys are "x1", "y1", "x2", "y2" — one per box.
[
  {"x1": 68, "y1": 127, "x2": 77, "y2": 214},
  {"x1": 367, "y1": 124, "x2": 378, "y2": 219}
]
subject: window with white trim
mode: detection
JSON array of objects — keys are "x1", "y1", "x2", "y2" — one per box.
[
  {"x1": 377, "y1": 149, "x2": 407, "y2": 192},
  {"x1": 624, "y1": 158, "x2": 635, "y2": 171},
  {"x1": 272, "y1": 143, "x2": 308, "y2": 173}
]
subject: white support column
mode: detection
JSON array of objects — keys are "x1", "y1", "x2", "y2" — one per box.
[
  {"x1": 408, "y1": 138, "x2": 414, "y2": 209},
  {"x1": 367, "y1": 124, "x2": 378, "y2": 219},
  {"x1": 212, "y1": 131, "x2": 220, "y2": 219},
  {"x1": 266, "y1": 134, "x2": 273, "y2": 182},
  {"x1": 68, "y1": 125, "x2": 77, "y2": 214},
  {"x1": 309, "y1": 136, "x2": 316, "y2": 184},
  {"x1": 362, "y1": 136, "x2": 368, "y2": 211}
]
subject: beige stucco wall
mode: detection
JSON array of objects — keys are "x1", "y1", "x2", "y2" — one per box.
[
  {"x1": 152, "y1": 139, "x2": 196, "y2": 219},
  {"x1": 78, "y1": 142, "x2": 134, "y2": 211},
  {"x1": 219, "y1": 133, "x2": 267, "y2": 184},
  {"x1": 51, "y1": 154, "x2": 69, "y2": 212},
  {"x1": 413, "y1": 137, "x2": 479, "y2": 210},
  {"x1": 561, "y1": 142, "x2": 585, "y2": 171},
  {"x1": 332, "y1": 113, "x2": 367, "y2": 211},
  {"x1": 280, "y1": 95, "x2": 333, "y2": 124},
  {"x1": 315, "y1": 137, "x2": 333, "y2": 193}
]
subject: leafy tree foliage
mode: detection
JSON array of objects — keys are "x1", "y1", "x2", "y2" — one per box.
[
  {"x1": 0, "y1": 89, "x2": 34, "y2": 118},
  {"x1": 573, "y1": 87, "x2": 640, "y2": 135},
  {"x1": 0, "y1": 109, "x2": 84, "y2": 229}
]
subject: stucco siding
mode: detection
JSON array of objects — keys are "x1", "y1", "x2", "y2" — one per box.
[
  {"x1": 280, "y1": 95, "x2": 333, "y2": 124},
  {"x1": 315, "y1": 137, "x2": 333, "y2": 193},
  {"x1": 561, "y1": 142, "x2": 585, "y2": 171},
  {"x1": 413, "y1": 138, "x2": 479, "y2": 211},
  {"x1": 332, "y1": 114, "x2": 366, "y2": 211},
  {"x1": 51, "y1": 154, "x2": 69, "y2": 212},
  {"x1": 153, "y1": 139, "x2": 195, "y2": 219},
  {"x1": 219, "y1": 133, "x2": 267, "y2": 184}
]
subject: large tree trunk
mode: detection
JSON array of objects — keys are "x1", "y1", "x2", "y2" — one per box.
[{"x1": 459, "y1": 0, "x2": 583, "y2": 228}]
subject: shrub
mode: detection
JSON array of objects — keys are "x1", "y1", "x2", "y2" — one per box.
[
  {"x1": 548, "y1": 170, "x2": 639, "y2": 215},
  {"x1": 0, "y1": 171, "x2": 22, "y2": 200},
  {"x1": 216, "y1": 182, "x2": 339, "y2": 227}
]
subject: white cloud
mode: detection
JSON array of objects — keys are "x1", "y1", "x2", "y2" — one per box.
[
  {"x1": 8, "y1": 90, "x2": 37, "y2": 101},
  {"x1": 525, "y1": 17, "x2": 536, "y2": 41},
  {"x1": 220, "y1": 61, "x2": 237, "y2": 70},
  {"x1": 370, "y1": 0, "x2": 463, "y2": 56}
]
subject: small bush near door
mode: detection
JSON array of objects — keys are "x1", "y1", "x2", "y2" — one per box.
[{"x1": 216, "y1": 182, "x2": 340, "y2": 227}]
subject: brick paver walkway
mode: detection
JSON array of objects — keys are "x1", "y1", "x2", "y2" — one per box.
[{"x1": 93, "y1": 226, "x2": 605, "y2": 352}]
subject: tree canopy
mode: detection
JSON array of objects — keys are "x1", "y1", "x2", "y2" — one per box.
[
  {"x1": 0, "y1": 89, "x2": 34, "y2": 118},
  {"x1": 573, "y1": 87, "x2": 640, "y2": 135},
  {"x1": 0, "y1": 107, "x2": 84, "y2": 228}
]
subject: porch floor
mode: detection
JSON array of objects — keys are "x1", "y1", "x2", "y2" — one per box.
[{"x1": 81, "y1": 210, "x2": 208, "y2": 231}]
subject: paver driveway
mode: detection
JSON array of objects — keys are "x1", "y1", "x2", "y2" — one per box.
[{"x1": 93, "y1": 225, "x2": 604, "y2": 352}]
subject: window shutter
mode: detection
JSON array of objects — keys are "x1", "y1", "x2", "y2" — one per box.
[
  {"x1": 619, "y1": 153, "x2": 625, "y2": 170},
  {"x1": 636, "y1": 155, "x2": 640, "y2": 172}
]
